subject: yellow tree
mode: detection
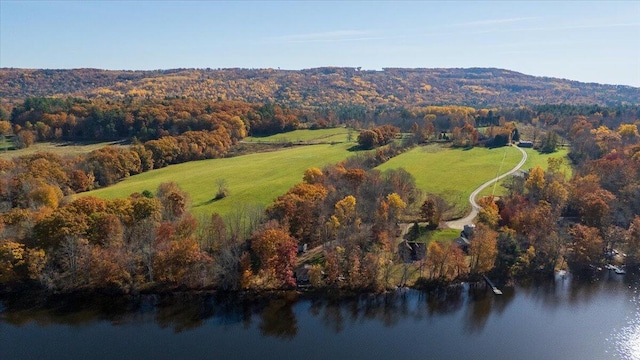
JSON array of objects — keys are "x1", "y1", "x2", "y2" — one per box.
[
  {"x1": 469, "y1": 223, "x2": 498, "y2": 274},
  {"x1": 27, "y1": 183, "x2": 63, "y2": 210},
  {"x1": 618, "y1": 123, "x2": 639, "y2": 145},
  {"x1": 525, "y1": 166, "x2": 545, "y2": 201},
  {"x1": 568, "y1": 224, "x2": 603, "y2": 270},
  {"x1": 0, "y1": 240, "x2": 25, "y2": 283},
  {"x1": 426, "y1": 241, "x2": 447, "y2": 279},
  {"x1": 333, "y1": 195, "x2": 357, "y2": 227},
  {"x1": 303, "y1": 167, "x2": 324, "y2": 184},
  {"x1": 477, "y1": 195, "x2": 500, "y2": 229},
  {"x1": 542, "y1": 180, "x2": 569, "y2": 213},
  {"x1": 0, "y1": 121, "x2": 12, "y2": 135},
  {"x1": 592, "y1": 125, "x2": 622, "y2": 153},
  {"x1": 446, "y1": 243, "x2": 467, "y2": 278},
  {"x1": 386, "y1": 192, "x2": 406, "y2": 223}
]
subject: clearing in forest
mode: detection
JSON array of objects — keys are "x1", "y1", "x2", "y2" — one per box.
[
  {"x1": 83, "y1": 141, "x2": 357, "y2": 218},
  {"x1": 244, "y1": 127, "x2": 351, "y2": 144},
  {"x1": 0, "y1": 141, "x2": 127, "y2": 159},
  {"x1": 376, "y1": 144, "x2": 524, "y2": 218}
]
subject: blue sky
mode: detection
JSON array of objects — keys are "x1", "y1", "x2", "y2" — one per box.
[{"x1": 1, "y1": 1, "x2": 639, "y2": 86}]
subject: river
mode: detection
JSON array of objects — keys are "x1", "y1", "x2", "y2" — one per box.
[{"x1": 1, "y1": 270, "x2": 638, "y2": 360}]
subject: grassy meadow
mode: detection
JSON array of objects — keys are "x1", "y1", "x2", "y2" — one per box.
[
  {"x1": 244, "y1": 127, "x2": 351, "y2": 143},
  {"x1": 408, "y1": 227, "x2": 461, "y2": 244},
  {"x1": 75, "y1": 124, "x2": 571, "y2": 225},
  {"x1": 0, "y1": 141, "x2": 127, "y2": 159},
  {"x1": 83, "y1": 141, "x2": 357, "y2": 218},
  {"x1": 477, "y1": 147, "x2": 571, "y2": 198},
  {"x1": 376, "y1": 144, "x2": 524, "y2": 217}
]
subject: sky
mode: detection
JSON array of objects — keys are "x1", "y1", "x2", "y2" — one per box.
[{"x1": 1, "y1": 1, "x2": 639, "y2": 86}]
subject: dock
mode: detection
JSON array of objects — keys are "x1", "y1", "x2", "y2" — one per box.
[
  {"x1": 606, "y1": 264, "x2": 626, "y2": 274},
  {"x1": 482, "y1": 275, "x2": 503, "y2": 295}
]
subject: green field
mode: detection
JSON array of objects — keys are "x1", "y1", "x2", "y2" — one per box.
[
  {"x1": 83, "y1": 141, "x2": 357, "y2": 218},
  {"x1": 0, "y1": 141, "x2": 127, "y2": 159},
  {"x1": 377, "y1": 144, "x2": 524, "y2": 216},
  {"x1": 244, "y1": 127, "x2": 351, "y2": 144},
  {"x1": 477, "y1": 147, "x2": 571, "y2": 198},
  {"x1": 409, "y1": 227, "x2": 461, "y2": 244}
]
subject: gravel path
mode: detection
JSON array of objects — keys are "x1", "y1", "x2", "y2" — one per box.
[{"x1": 445, "y1": 146, "x2": 528, "y2": 230}]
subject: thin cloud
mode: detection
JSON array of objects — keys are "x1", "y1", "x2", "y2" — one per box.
[{"x1": 273, "y1": 30, "x2": 373, "y2": 43}]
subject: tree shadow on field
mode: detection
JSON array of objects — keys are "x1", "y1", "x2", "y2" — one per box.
[
  {"x1": 347, "y1": 144, "x2": 367, "y2": 152},
  {"x1": 194, "y1": 197, "x2": 222, "y2": 207}
]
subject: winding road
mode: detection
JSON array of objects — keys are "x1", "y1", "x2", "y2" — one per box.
[{"x1": 445, "y1": 145, "x2": 528, "y2": 230}]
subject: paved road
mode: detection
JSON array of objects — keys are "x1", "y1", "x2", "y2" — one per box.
[{"x1": 445, "y1": 146, "x2": 528, "y2": 230}]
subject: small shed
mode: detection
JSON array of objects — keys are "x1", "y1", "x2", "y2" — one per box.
[
  {"x1": 518, "y1": 140, "x2": 533, "y2": 148},
  {"x1": 455, "y1": 236, "x2": 471, "y2": 253},
  {"x1": 462, "y1": 224, "x2": 475, "y2": 238},
  {"x1": 294, "y1": 264, "x2": 311, "y2": 284},
  {"x1": 398, "y1": 240, "x2": 426, "y2": 262},
  {"x1": 408, "y1": 242, "x2": 426, "y2": 261}
]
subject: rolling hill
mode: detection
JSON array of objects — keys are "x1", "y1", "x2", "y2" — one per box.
[{"x1": 2, "y1": 67, "x2": 638, "y2": 107}]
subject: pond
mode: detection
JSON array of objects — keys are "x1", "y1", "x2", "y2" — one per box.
[{"x1": 1, "y1": 270, "x2": 638, "y2": 360}]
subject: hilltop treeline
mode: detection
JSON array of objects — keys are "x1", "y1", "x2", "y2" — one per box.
[
  {"x1": 8, "y1": 97, "x2": 301, "y2": 142},
  {"x1": 3, "y1": 97, "x2": 638, "y2": 146},
  {"x1": 2, "y1": 67, "x2": 639, "y2": 107}
]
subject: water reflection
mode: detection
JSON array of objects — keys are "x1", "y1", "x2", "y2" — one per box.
[
  {"x1": 1, "y1": 285, "x2": 497, "y2": 337},
  {"x1": 463, "y1": 284, "x2": 516, "y2": 334},
  {"x1": 259, "y1": 295, "x2": 297, "y2": 339},
  {"x1": 1, "y1": 272, "x2": 638, "y2": 357}
]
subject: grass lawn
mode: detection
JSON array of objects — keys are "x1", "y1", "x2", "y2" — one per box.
[
  {"x1": 83, "y1": 141, "x2": 358, "y2": 218},
  {"x1": 477, "y1": 146, "x2": 572, "y2": 198},
  {"x1": 244, "y1": 127, "x2": 351, "y2": 143},
  {"x1": 377, "y1": 144, "x2": 523, "y2": 217},
  {"x1": 408, "y1": 226, "x2": 460, "y2": 244},
  {"x1": 0, "y1": 141, "x2": 127, "y2": 159}
]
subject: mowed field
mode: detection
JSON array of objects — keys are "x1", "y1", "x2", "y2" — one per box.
[
  {"x1": 0, "y1": 141, "x2": 127, "y2": 159},
  {"x1": 377, "y1": 144, "x2": 572, "y2": 216},
  {"x1": 477, "y1": 147, "x2": 571, "y2": 198},
  {"x1": 83, "y1": 141, "x2": 357, "y2": 218},
  {"x1": 377, "y1": 144, "x2": 524, "y2": 217},
  {"x1": 244, "y1": 127, "x2": 351, "y2": 143}
]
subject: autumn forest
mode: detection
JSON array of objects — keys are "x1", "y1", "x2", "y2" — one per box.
[{"x1": 0, "y1": 67, "x2": 639, "y2": 296}]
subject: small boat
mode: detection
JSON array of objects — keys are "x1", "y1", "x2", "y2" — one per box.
[{"x1": 615, "y1": 267, "x2": 626, "y2": 275}]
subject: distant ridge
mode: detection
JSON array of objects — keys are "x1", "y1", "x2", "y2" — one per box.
[{"x1": 1, "y1": 67, "x2": 638, "y2": 107}]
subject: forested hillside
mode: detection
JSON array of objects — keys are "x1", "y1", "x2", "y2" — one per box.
[{"x1": 2, "y1": 67, "x2": 639, "y2": 107}]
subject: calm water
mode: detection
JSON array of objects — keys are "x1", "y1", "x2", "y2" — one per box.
[{"x1": 1, "y1": 271, "x2": 639, "y2": 360}]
